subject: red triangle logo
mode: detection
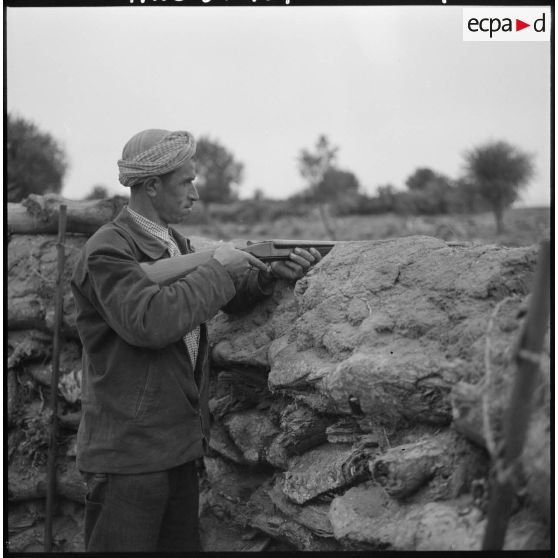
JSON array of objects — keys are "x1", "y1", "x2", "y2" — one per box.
[{"x1": 516, "y1": 19, "x2": 530, "y2": 31}]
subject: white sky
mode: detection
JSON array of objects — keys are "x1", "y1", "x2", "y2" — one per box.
[{"x1": 6, "y1": 5, "x2": 552, "y2": 205}]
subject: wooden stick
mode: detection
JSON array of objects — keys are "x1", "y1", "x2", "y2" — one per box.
[
  {"x1": 482, "y1": 239, "x2": 550, "y2": 550},
  {"x1": 44, "y1": 204, "x2": 67, "y2": 552}
]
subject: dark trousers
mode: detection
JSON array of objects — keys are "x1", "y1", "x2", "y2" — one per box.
[{"x1": 83, "y1": 461, "x2": 200, "y2": 552}]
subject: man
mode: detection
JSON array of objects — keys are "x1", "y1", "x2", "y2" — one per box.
[{"x1": 71, "y1": 129, "x2": 321, "y2": 552}]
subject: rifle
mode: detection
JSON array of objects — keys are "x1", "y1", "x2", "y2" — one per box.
[{"x1": 140, "y1": 239, "x2": 336, "y2": 285}]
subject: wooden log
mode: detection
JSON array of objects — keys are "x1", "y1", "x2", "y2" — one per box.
[
  {"x1": 7, "y1": 194, "x2": 128, "y2": 236},
  {"x1": 7, "y1": 296, "x2": 46, "y2": 331}
]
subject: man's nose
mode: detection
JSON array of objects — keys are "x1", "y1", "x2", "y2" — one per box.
[{"x1": 189, "y1": 183, "x2": 200, "y2": 201}]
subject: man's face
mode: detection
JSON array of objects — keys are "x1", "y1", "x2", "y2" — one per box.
[{"x1": 152, "y1": 159, "x2": 199, "y2": 225}]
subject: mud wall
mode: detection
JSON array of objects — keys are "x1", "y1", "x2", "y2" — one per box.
[{"x1": 7, "y1": 224, "x2": 550, "y2": 551}]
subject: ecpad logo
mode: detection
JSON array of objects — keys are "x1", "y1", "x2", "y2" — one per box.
[{"x1": 463, "y1": 8, "x2": 550, "y2": 42}]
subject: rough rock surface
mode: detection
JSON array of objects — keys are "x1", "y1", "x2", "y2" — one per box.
[
  {"x1": 206, "y1": 235, "x2": 549, "y2": 550},
  {"x1": 7, "y1": 224, "x2": 550, "y2": 552}
]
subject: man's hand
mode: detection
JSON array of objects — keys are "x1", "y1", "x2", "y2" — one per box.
[
  {"x1": 213, "y1": 243, "x2": 268, "y2": 288},
  {"x1": 268, "y1": 247, "x2": 322, "y2": 282}
]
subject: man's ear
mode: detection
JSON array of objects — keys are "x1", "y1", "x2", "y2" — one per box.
[{"x1": 144, "y1": 176, "x2": 162, "y2": 198}]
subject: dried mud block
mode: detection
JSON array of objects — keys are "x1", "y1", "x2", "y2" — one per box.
[
  {"x1": 23, "y1": 340, "x2": 82, "y2": 404},
  {"x1": 266, "y1": 238, "x2": 539, "y2": 425},
  {"x1": 7, "y1": 330, "x2": 52, "y2": 368},
  {"x1": 371, "y1": 430, "x2": 487, "y2": 501},
  {"x1": 249, "y1": 512, "x2": 337, "y2": 551},
  {"x1": 208, "y1": 422, "x2": 246, "y2": 464},
  {"x1": 199, "y1": 513, "x2": 273, "y2": 553},
  {"x1": 248, "y1": 485, "x2": 339, "y2": 552},
  {"x1": 326, "y1": 417, "x2": 366, "y2": 444},
  {"x1": 44, "y1": 293, "x2": 78, "y2": 336},
  {"x1": 8, "y1": 234, "x2": 86, "y2": 333},
  {"x1": 394, "y1": 501, "x2": 484, "y2": 551},
  {"x1": 266, "y1": 403, "x2": 333, "y2": 469},
  {"x1": 209, "y1": 282, "x2": 297, "y2": 369},
  {"x1": 371, "y1": 438, "x2": 444, "y2": 499},
  {"x1": 223, "y1": 409, "x2": 279, "y2": 465},
  {"x1": 209, "y1": 369, "x2": 270, "y2": 420},
  {"x1": 6, "y1": 507, "x2": 84, "y2": 553},
  {"x1": 450, "y1": 381, "x2": 486, "y2": 447},
  {"x1": 503, "y1": 508, "x2": 550, "y2": 550},
  {"x1": 323, "y1": 349, "x2": 458, "y2": 426},
  {"x1": 268, "y1": 337, "x2": 337, "y2": 391},
  {"x1": 280, "y1": 443, "x2": 378, "y2": 505},
  {"x1": 329, "y1": 481, "x2": 404, "y2": 549},
  {"x1": 8, "y1": 459, "x2": 86, "y2": 504},
  {"x1": 202, "y1": 460, "x2": 335, "y2": 551},
  {"x1": 267, "y1": 479, "x2": 334, "y2": 538},
  {"x1": 203, "y1": 456, "x2": 271, "y2": 515}
]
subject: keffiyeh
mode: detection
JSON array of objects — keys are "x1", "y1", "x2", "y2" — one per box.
[{"x1": 117, "y1": 129, "x2": 196, "y2": 187}]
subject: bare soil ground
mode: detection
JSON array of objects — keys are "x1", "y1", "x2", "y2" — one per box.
[{"x1": 174, "y1": 207, "x2": 550, "y2": 248}]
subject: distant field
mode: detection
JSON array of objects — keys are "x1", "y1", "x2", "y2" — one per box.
[{"x1": 175, "y1": 207, "x2": 550, "y2": 248}]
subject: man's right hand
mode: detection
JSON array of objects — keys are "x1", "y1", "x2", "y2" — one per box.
[{"x1": 213, "y1": 243, "x2": 268, "y2": 288}]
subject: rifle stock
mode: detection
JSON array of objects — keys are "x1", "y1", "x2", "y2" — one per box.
[{"x1": 140, "y1": 239, "x2": 336, "y2": 285}]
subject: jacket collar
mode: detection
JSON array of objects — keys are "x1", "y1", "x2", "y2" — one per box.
[
  {"x1": 113, "y1": 206, "x2": 169, "y2": 260},
  {"x1": 169, "y1": 225, "x2": 192, "y2": 254}
]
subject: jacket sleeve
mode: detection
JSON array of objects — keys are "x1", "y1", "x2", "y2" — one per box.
[
  {"x1": 220, "y1": 268, "x2": 275, "y2": 315},
  {"x1": 80, "y1": 234, "x2": 237, "y2": 349}
]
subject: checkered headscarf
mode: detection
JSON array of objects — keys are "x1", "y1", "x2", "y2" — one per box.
[{"x1": 117, "y1": 129, "x2": 196, "y2": 187}]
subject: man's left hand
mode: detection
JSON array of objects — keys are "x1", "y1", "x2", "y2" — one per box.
[{"x1": 268, "y1": 247, "x2": 322, "y2": 281}]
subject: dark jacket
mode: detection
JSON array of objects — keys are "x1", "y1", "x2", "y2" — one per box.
[{"x1": 71, "y1": 207, "x2": 272, "y2": 474}]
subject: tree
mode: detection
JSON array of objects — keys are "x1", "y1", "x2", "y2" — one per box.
[
  {"x1": 252, "y1": 188, "x2": 265, "y2": 202},
  {"x1": 194, "y1": 136, "x2": 243, "y2": 215},
  {"x1": 405, "y1": 167, "x2": 454, "y2": 214},
  {"x1": 405, "y1": 168, "x2": 437, "y2": 192},
  {"x1": 84, "y1": 184, "x2": 110, "y2": 200},
  {"x1": 7, "y1": 113, "x2": 68, "y2": 202},
  {"x1": 297, "y1": 135, "x2": 342, "y2": 239},
  {"x1": 463, "y1": 140, "x2": 534, "y2": 233},
  {"x1": 298, "y1": 135, "x2": 339, "y2": 197},
  {"x1": 376, "y1": 184, "x2": 398, "y2": 212}
]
